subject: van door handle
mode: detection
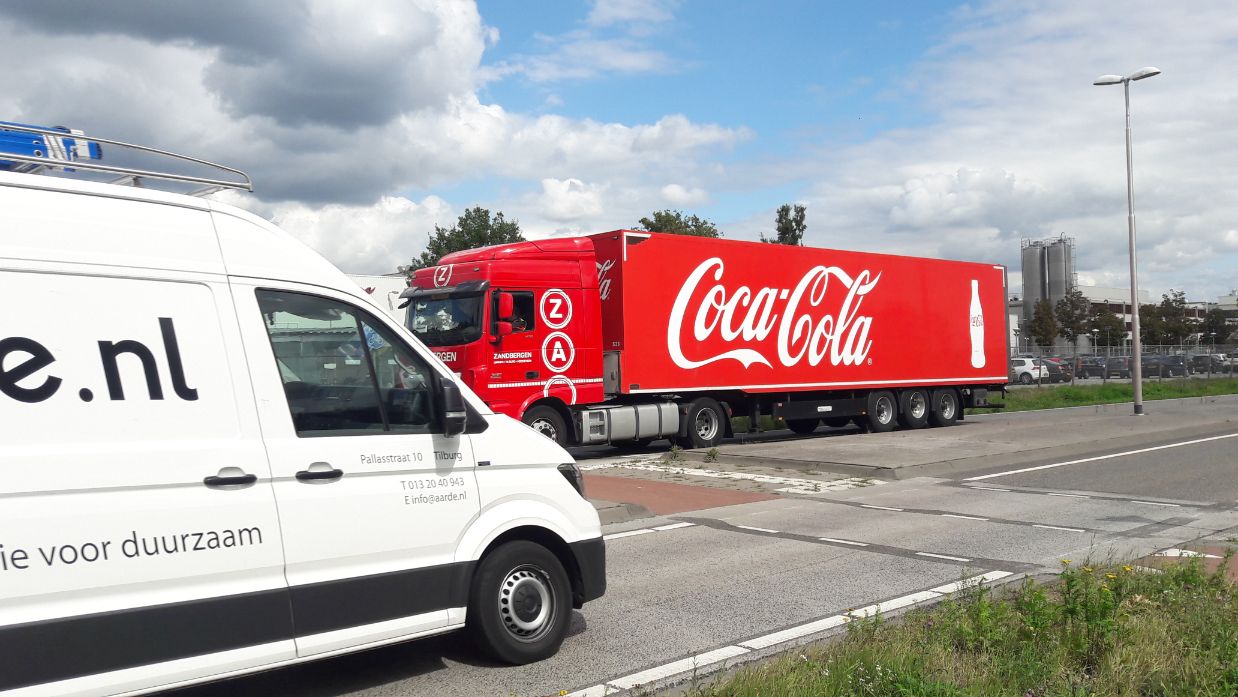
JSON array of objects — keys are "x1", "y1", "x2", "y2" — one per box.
[
  {"x1": 296, "y1": 462, "x2": 344, "y2": 483},
  {"x1": 204, "y1": 467, "x2": 258, "y2": 489}
]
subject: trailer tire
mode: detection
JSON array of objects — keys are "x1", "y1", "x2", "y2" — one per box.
[
  {"x1": 897, "y1": 389, "x2": 930, "y2": 429},
  {"x1": 678, "y1": 398, "x2": 726, "y2": 449},
  {"x1": 786, "y1": 418, "x2": 820, "y2": 435},
  {"x1": 822, "y1": 417, "x2": 851, "y2": 429},
  {"x1": 523, "y1": 405, "x2": 568, "y2": 447},
  {"x1": 928, "y1": 388, "x2": 960, "y2": 427},
  {"x1": 864, "y1": 391, "x2": 897, "y2": 433}
]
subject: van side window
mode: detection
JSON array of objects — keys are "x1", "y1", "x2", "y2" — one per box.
[{"x1": 256, "y1": 290, "x2": 437, "y2": 436}]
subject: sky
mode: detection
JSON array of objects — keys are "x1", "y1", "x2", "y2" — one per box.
[{"x1": 1, "y1": 0, "x2": 1235, "y2": 302}]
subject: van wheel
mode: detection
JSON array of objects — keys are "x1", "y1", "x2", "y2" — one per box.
[
  {"x1": 468, "y1": 541, "x2": 572, "y2": 665},
  {"x1": 864, "y1": 391, "x2": 897, "y2": 433},
  {"x1": 677, "y1": 397, "x2": 725, "y2": 449},
  {"x1": 928, "y1": 388, "x2": 960, "y2": 427},
  {"x1": 823, "y1": 417, "x2": 851, "y2": 428},
  {"x1": 1019, "y1": 372, "x2": 1033, "y2": 385},
  {"x1": 897, "y1": 389, "x2": 930, "y2": 429},
  {"x1": 523, "y1": 406, "x2": 568, "y2": 447}
]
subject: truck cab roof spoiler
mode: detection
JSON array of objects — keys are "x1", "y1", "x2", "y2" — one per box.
[{"x1": 398, "y1": 280, "x2": 490, "y2": 307}]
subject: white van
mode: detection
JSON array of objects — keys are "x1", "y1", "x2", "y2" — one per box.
[{"x1": 0, "y1": 124, "x2": 604, "y2": 696}]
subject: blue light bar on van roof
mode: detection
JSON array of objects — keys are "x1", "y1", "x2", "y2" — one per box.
[{"x1": 0, "y1": 121, "x2": 102, "y2": 171}]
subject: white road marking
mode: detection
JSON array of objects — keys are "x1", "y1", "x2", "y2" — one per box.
[
  {"x1": 968, "y1": 486, "x2": 1011, "y2": 492},
  {"x1": 915, "y1": 551, "x2": 972, "y2": 562},
  {"x1": 603, "y1": 522, "x2": 695, "y2": 541},
  {"x1": 582, "y1": 571, "x2": 1015, "y2": 695},
  {"x1": 861, "y1": 504, "x2": 904, "y2": 511},
  {"x1": 653, "y1": 522, "x2": 697, "y2": 531},
  {"x1": 1131, "y1": 500, "x2": 1181, "y2": 507},
  {"x1": 603, "y1": 529, "x2": 654, "y2": 541},
  {"x1": 965, "y1": 432, "x2": 1238, "y2": 481},
  {"x1": 1046, "y1": 493, "x2": 1089, "y2": 499},
  {"x1": 942, "y1": 513, "x2": 988, "y2": 521},
  {"x1": 608, "y1": 645, "x2": 750, "y2": 689},
  {"x1": 1156, "y1": 548, "x2": 1221, "y2": 559},
  {"x1": 580, "y1": 460, "x2": 880, "y2": 494},
  {"x1": 820, "y1": 537, "x2": 869, "y2": 547},
  {"x1": 735, "y1": 524, "x2": 778, "y2": 534},
  {"x1": 1033, "y1": 524, "x2": 1086, "y2": 533}
]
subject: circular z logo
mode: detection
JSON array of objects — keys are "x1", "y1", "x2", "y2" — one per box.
[
  {"x1": 433, "y1": 265, "x2": 453, "y2": 288},
  {"x1": 539, "y1": 289, "x2": 572, "y2": 329}
]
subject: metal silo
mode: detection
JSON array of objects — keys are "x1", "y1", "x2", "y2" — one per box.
[
  {"x1": 1021, "y1": 240, "x2": 1044, "y2": 320},
  {"x1": 1045, "y1": 235, "x2": 1076, "y2": 307}
]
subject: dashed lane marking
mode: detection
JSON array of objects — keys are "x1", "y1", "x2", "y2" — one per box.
[
  {"x1": 735, "y1": 524, "x2": 779, "y2": 533},
  {"x1": 942, "y1": 513, "x2": 988, "y2": 521},
  {"x1": 916, "y1": 551, "x2": 972, "y2": 562},
  {"x1": 861, "y1": 504, "x2": 904, "y2": 511},
  {"x1": 1033, "y1": 524, "x2": 1087, "y2": 533},
  {"x1": 819, "y1": 537, "x2": 869, "y2": 547},
  {"x1": 1046, "y1": 493, "x2": 1090, "y2": 499},
  {"x1": 603, "y1": 522, "x2": 695, "y2": 541}
]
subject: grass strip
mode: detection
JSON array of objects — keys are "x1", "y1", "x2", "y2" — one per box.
[
  {"x1": 968, "y1": 377, "x2": 1238, "y2": 414},
  {"x1": 678, "y1": 554, "x2": 1237, "y2": 697}
]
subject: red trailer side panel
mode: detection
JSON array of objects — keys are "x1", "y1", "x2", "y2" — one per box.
[{"x1": 594, "y1": 232, "x2": 1008, "y2": 393}]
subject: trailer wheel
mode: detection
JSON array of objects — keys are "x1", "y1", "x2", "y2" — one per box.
[
  {"x1": 928, "y1": 388, "x2": 960, "y2": 427},
  {"x1": 523, "y1": 405, "x2": 568, "y2": 447},
  {"x1": 467, "y1": 540, "x2": 572, "y2": 665},
  {"x1": 864, "y1": 391, "x2": 897, "y2": 433},
  {"x1": 822, "y1": 417, "x2": 851, "y2": 429},
  {"x1": 678, "y1": 398, "x2": 725, "y2": 449},
  {"x1": 897, "y1": 389, "x2": 930, "y2": 429},
  {"x1": 786, "y1": 418, "x2": 820, "y2": 435}
]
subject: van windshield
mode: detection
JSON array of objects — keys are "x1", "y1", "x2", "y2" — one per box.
[{"x1": 407, "y1": 293, "x2": 483, "y2": 347}]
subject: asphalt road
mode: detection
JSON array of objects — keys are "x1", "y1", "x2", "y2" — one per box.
[{"x1": 174, "y1": 410, "x2": 1238, "y2": 697}]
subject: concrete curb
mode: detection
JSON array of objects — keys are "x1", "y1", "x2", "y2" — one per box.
[{"x1": 590, "y1": 499, "x2": 653, "y2": 526}]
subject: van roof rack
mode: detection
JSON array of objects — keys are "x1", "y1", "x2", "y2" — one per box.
[{"x1": 0, "y1": 121, "x2": 251, "y2": 196}]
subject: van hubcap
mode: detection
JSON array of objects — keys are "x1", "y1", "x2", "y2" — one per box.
[{"x1": 499, "y1": 566, "x2": 554, "y2": 641}]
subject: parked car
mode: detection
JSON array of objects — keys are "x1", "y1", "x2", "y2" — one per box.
[
  {"x1": 1160, "y1": 355, "x2": 1190, "y2": 377},
  {"x1": 1040, "y1": 357, "x2": 1070, "y2": 383},
  {"x1": 1105, "y1": 356, "x2": 1132, "y2": 379},
  {"x1": 1074, "y1": 355, "x2": 1106, "y2": 378},
  {"x1": 1009, "y1": 357, "x2": 1049, "y2": 384},
  {"x1": 1191, "y1": 354, "x2": 1227, "y2": 373}
]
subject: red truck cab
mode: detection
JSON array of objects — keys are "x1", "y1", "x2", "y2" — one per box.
[{"x1": 407, "y1": 237, "x2": 605, "y2": 443}]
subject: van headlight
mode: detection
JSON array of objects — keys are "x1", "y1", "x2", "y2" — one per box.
[{"x1": 558, "y1": 462, "x2": 585, "y2": 498}]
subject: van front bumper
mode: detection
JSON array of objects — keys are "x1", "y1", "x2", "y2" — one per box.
[{"x1": 569, "y1": 537, "x2": 606, "y2": 607}]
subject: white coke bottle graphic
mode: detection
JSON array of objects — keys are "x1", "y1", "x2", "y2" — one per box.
[{"x1": 969, "y1": 279, "x2": 985, "y2": 368}]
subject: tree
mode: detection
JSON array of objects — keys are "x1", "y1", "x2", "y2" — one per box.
[
  {"x1": 760, "y1": 203, "x2": 806, "y2": 245},
  {"x1": 1199, "y1": 307, "x2": 1230, "y2": 345},
  {"x1": 1030, "y1": 299, "x2": 1059, "y2": 349},
  {"x1": 636, "y1": 209, "x2": 721, "y2": 238},
  {"x1": 1156, "y1": 289, "x2": 1190, "y2": 345},
  {"x1": 1054, "y1": 288, "x2": 1091, "y2": 347},
  {"x1": 1138, "y1": 303, "x2": 1165, "y2": 345},
  {"x1": 404, "y1": 206, "x2": 523, "y2": 273},
  {"x1": 1089, "y1": 309, "x2": 1126, "y2": 349}
]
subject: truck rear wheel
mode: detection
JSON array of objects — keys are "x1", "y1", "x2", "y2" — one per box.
[
  {"x1": 678, "y1": 398, "x2": 725, "y2": 449},
  {"x1": 786, "y1": 418, "x2": 820, "y2": 435},
  {"x1": 864, "y1": 391, "x2": 897, "y2": 433},
  {"x1": 467, "y1": 540, "x2": 572, "y2": 665},
  {"x1": 897, "y1": 389, "x2": 930, "y2": 429},
  {"x1": 523, "y1": 405, "x2": 568, "y2": 447},
  {"x1": 928, "y1": 388, "x2": 960, "y2": 427}
]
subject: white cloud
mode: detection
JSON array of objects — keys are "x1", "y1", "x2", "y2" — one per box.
[
  {"x1": 537, "y1": 178, "x2": 605, "y2": 221},
  {"x1": 587, "y1": 0, "x2": 677, "y2": 27},
  {"x1": 661, "y1": 183, "x2": 709, "y2": 206}
]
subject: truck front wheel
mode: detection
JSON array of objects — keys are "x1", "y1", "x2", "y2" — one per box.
[
  {"x1": 864, "y1": 391, "x2": 897, "y2": 433},
  {"x1": 523, "y1": 405, "x2": 568, "y2": 447},
  {"x1": 678, "y1": 398, "x2": 726, "y2": 449}
]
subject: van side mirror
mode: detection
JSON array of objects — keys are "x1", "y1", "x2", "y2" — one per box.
[
  {"x1": 497, "y1": 292, "x2": 514, "y2": 320},
  {"x1": 441, "y1": 380, "x2": 467, "y2": 437}
]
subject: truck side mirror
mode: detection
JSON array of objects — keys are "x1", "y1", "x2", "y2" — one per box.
[
  {"x1": 497, "y1": 292, "x2": 514, "y2": 320},
  {"x1": 494, "y1": 321, "x2": 513, "y2": 340},
  {"x1": 441, "y1": 379, "x2": 467, "y2": 437}
]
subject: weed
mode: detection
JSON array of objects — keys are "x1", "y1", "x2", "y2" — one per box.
[
  {"x1": 662, "y1": 445, "x2": 684, "y2": 463},
  {"x1": 704, "y1": 447, "x2": 719, "y2": 463}
]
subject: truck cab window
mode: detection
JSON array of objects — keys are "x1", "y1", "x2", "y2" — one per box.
[
  {"x1": 256, "y1": 290, "x2": 436, "y2": 436},
  {"x1": 510, "y1": 291, "x2": 535, "y2": 333}
]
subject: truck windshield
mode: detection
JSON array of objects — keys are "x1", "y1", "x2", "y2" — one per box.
[{"x1": 407, "y1": 293, "x2": 483, "y2": 346}]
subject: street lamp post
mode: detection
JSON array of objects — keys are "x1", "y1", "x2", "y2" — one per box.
[{"x1": 1094, "y1": 66, "x2": 1160, "y2": 416}]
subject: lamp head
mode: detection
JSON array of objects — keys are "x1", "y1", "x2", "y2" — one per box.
[
  {"x1": 1130, "y1": 67, "x2": 1161, "y2": 81},
  {"x1": 1093, "y1": 74, "x2": 1124, "y2": 85}
]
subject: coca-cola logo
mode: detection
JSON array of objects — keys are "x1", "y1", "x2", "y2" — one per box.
[
  {"x1": 597, "y1": 258, "x2": 616, "y2": 301},
  {"x1": 667, "y1": 258, "x2": 880, "y2": 370}
]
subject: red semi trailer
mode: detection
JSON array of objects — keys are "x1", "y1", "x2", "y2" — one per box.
[{"x1": 405, "y1": 231, "x2": 1008, "y2": 448}]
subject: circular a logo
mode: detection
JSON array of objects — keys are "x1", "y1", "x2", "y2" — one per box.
[
  {"x1": 541, "y1": 331, "x2": 576, "y2": 373},
  {"x1": 433, "y1": 265, "x2": 453, "y2": 288},
  {"x1": 539, "y1": 289, "x2": 572, "y2": 330}
]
